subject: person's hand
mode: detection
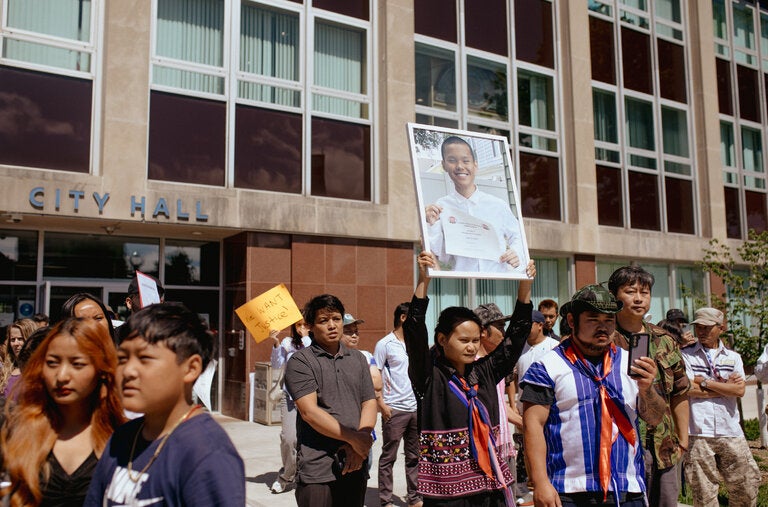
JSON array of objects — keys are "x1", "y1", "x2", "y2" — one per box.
[
  {"x1": 499, "y1": 248, "x2": 521, "y2": 268},
  {"x1": 380, "y1": 403, "x2": 392, "y2": 423},
  {"x1": 533, "y1": 481, "x2": 562, "y2": 507},
  {"x1": 417, "y1": 251, "x2": 438, "y2": 276},
  {"x1": 726, "y1": 373, "x2": 745, "y2": 385},
  {"x1": 346, "y1": 429, "x2": 373, "y2": 457},
  {"x1": 525, "y1": 260, "x2": 536, "y2": 279},
  {"x1": 680, "y1": 330, "x2": 696, "y2": 347},
  {"x1": 425, "y1": 204, "x2": 443, "y2": 225},
  {"x1": 338, "y1": 443, "x2": 366, "y2": 474},
  {"x1": 630, "y1": 356, "x2": 657, "y2": 393},
  {"x1": 269, "y1": 329, "x2": 280, "y2": 347}
]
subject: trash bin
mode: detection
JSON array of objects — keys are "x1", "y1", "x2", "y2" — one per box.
[{"x1": 250, "y1": 362, "x2": 282, "y2": 425}]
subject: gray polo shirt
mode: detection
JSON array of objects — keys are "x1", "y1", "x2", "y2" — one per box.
[{"x1": 284, "y1": 341, "x2": 375, "y2": 484}]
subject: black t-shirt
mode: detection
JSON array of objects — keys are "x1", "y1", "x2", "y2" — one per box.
[{"x1": 84, "y1": 413, "x2": 245, "y2": 506}]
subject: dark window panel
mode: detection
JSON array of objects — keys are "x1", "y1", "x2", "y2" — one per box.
[
  {"x1": 518, "y1": 152, "x2": 561, "y2": 220},
  {"x1": 745, "y1": 190, "x2": 768, "y2": 233},
  {"x1": 716, "y1": 58, "x2": 733, "y2": 115},
  {"x1": 621, "y1": 27, "x2": 652, "y2": 94},
  {"x1": 628, "y1": 171, "x2": 660, "y2": 230},
  {"x1": 737, "y1": 65, "x2": 761, "y2": 122},
  {"x1": 597, "y1": 165, "x2": 623, "y2": 226},
  {"x1": 312, "y1": 0, "x2": 367, "y2": 20},
  {"x1": 657, "y1": 39, "x2": 687, "y2": 103},
  {"x1": 466, "y1": 0, "x2": 507, "y2": 55},
  {"x1": 165, "y1": 239, "x2": 220, "y2": 286},
  {"x1": 148, "y1": 91, "x2": 226, "y2": 186},
  {"x1": 515, "y1": 0, "x2": 554, "y2": 67},
  {"x1": 724, "y1": 186, "x2": 742, "y2": 238},
  {"x1": 43, "y1": 233, "x2": 159, "y2": 279},
  {"x1": 311, "y1": 117, "x2": 370, "y2": 201},
  {"x1": 414, "y1": 0, "x2": 456, "y2": 42},
  {"x1": 0, "y1": 65, "x2": 91, "y2": 173},
  {"x1": 224, "y1": 232, "x2": 248, "y2": 284},
  {"x1": 234, "y1": 106, "x2": 302, "y2": 193},
  {"x1": 589, "y1": 16, "x2": 616, "y2": 85},
  {"x1": 0, "y1": 229, "x2": 38, "y2": 281},
  {"x1": 664, "y1": 177, "x2": 694, "y2": 234}
]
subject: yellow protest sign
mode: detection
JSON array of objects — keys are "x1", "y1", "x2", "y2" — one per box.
[{"x1": 235, "y1": 284, "x2": 303, "y2": 343}]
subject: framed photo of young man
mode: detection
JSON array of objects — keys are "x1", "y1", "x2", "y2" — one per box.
[{"x1": 407, "y1": 123, "x2": 531, "y2": 280}]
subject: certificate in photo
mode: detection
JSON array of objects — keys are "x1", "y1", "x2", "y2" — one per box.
[{"x1": 407, "y1": 123, "x2": 531, "y2": 280}]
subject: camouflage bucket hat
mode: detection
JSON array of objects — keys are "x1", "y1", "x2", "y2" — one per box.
[{"x1": 569, "y1": 284, "x2": 623, "y2": 314}]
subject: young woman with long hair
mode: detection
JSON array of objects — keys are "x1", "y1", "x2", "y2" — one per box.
[
  {"x1": 404, "y1": 252, "x2": 535, "y2": 507},
  {"x1": 1, "y1": 318, "x2": 125, "y2": 506},
  {"x1": 60, "y1": 293, "x2": 116, "y2": 341},
  {"x1": 2, "y1": 319, "x2": 38, "y2": 398}
]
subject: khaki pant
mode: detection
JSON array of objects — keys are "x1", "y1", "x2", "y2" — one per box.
[{"x1": 683, "y1": 435, "x2": 760, "y2": 507}]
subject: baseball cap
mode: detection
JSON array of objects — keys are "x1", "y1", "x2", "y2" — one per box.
[
  {"x1": 532, "y1": 310, "x2": 545, "y2": 323},
  {"x1": 473, "y1": 303, "x2": 512, "y2": 327},
  {"x1": 691, "y1": 307, "x2": 723, "y2": 326},
  {"x1": 665, "y1": 308, "x2": 689, "y2": 323},
  {"x1": 343, "y1": 313, "x2": 365, "y2": 326},
  {"x1": 569, "y1": 284, "x2": 623, "y2": 314},
  {"x1": 127, "y1": 274, "x2": 165, "y2": 297}
]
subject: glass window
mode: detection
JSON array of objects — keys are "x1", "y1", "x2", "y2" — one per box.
[
  {"x1": 713, "y1": 0, "x2": 728, "y2": 40},
  {"x1": 466, "y1": 56, "x2": 507, "y2": 121},
  {"x1": 724, "y1": 185, "x2": 742, "y2": 238},
  {"x1": 415, "y1": 43, "x2": 456, "y2": 112},
  {"x1": 519, "y1": 153, "x2": 561, "y2": 221},
  {"x1": 414, "y1": 0, "x2": 456, "y2": 42},
  {"x1": 625, "y1": 98, "x2": 655, "y2": 151},
  {"x1": 465, "y1": 0, "x2": 507, "y2": 56},
  {"x1": 657, "y1": 39, "x2": 687, "y2": 103},
  {"x1": 589, "y1": 16, "x2": 616, "y2": 85},
  {"x1": 518, "y1": 70, "x2": 555, "y2": 132},
  {"x1": 234, "y1": 106, "x2": 302, "y2": 192},
  {"x1": 148, "y1": 91, "x2": 226, "y2": 186},
  {"x1": 716, "y1": 58, "x2": 733, "y2": 115},
  {"x1": 665, "y1": 177, "x2": 694, "y2": 234},
  {"x1": 628, "y1": 171, "x2": 660, "y2": 230},
  {"x1": 661, "y1": 107, "x2": 689, "y2": 159},
  {"x1": 621, "y1": 27, "x2": 652, "y2": 94},
  {"x1": 720, "y1": 121, "x2": 736, "y2": 168},
  {"x1": 0, "y1": 285, "x2": 37, "y2": 325},
  {"x1": 745, "y1": 189, "x2": 768, "y2": 232},
  {"x1": 737, "y1": 65, "x2": 760, "y2": 122},
  {"x1": 311, "y1": 117, "x2": 370, "y2": 201},
  {"x1": 675, "y1": 265, "x2": 705, "y2": 320},
  {"x1": 655, "y1": 0, "x2": 681, "y2": 24},
  {"x1": 593, "y1": 89, "x2": 618, "y2": 143},
  {"x1": 0, "y1": 230, "x2": 38, "y2": 281},
  {"x1": 165, "y1": 240, "x2": 220, "y2": 286},
  {"x1": 597, "y1": 165, "x2": 624, "y2": 227},
  {"x1": 733, "y1": 3, "x2": 755, "y2": 55},
  {"x1": 313, "y1": 21, "x2": 366, "y2": 118},
  {"x1": 239, "y1": 4, "x2": 299, "y2": 106},
  {"x1": 514, "y1": 0, "x2": 554, "y2": 68},
  {"x1": 44, "y1": 234, "x2": 159, "y2": 279},
  {"x1": 313, "y1": 0, "x2": 368, "y2": 20},
  {"x1": 0, "y1": 66, "x2": 92, "y2": 173},
  {"x1": 742, "y1": 126, "x2": 764, "y2": 173}
]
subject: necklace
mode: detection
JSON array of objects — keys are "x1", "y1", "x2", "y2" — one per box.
[{"x1": 127, "y1": 404, "x2": 201, "y2": 482}]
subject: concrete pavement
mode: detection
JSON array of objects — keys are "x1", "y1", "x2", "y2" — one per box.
[{"x1": 215, "y1": 415, "x2": 409, "y2": 507}]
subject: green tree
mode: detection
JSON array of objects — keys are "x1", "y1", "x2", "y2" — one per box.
[{"x1": 697, "y1": 229, "x2": 768, "y2": 366}]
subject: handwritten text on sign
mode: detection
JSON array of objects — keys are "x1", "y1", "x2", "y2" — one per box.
[{"x1": 234, "y1": 284, "x2": 303, "y2": 343}]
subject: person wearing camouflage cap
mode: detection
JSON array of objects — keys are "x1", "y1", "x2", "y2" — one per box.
[
  {"x1": 608, "y1": 265, "x2": 690, "y2": 507},
  {"x1": 519, "y1": 284, "x2": 662, "y2": 507},
  {"x1": 681, "y1": 307, "x2": 760, "y2": 506}
]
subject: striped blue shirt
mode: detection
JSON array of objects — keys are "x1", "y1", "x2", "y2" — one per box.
[{"x1": 520, "y1": 340, "x2": 645, "y2": 495}]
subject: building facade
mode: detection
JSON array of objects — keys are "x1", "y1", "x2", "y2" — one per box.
[{"x1": 0, "y1": 0, "x2": 759, "y2": 417}]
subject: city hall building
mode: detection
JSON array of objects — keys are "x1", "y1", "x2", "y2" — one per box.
[{"x1": 0, "y1": 0, "x2": 761, "y2": 418}]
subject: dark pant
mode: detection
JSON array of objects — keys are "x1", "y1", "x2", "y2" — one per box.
[
  {"x1": 379, "y1": 409, "x2": 420, "y2": 506},
  {"x1": 295, "y1": 469, "x2": 368, "y2": 507},
  {"x1": 644, "y1": 449, "x2": 680, "y2": 507},
  {"x1": 559, "y1": 492, "x2": 645, "y2": 507},
  {"x1": 423, "y1": 490, "x2": 505, "y2": 507}
]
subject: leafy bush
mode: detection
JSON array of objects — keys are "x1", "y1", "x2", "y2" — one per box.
[{"x1": 745, "y1": 418, "x2": 760, "y2": 441}]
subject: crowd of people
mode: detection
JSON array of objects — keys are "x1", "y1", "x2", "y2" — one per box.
[
  {"x1": 268, "y1": 256, "x2": 763, "y2": 507},
  {"x1": 0, "y1": 276, "x2": 245, "y2": 506}
]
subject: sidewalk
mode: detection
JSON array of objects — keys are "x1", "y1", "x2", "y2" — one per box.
[{"x1": 216, "y1": 415, "x2": 409, "y2": 507}]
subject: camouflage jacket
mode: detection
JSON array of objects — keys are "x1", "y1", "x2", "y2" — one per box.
[{"x1": 613, "y1": 322, "x2": 690, "y2": 468}]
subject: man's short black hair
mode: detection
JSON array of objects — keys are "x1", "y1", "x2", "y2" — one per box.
[
  {"x1": 608, "y1": 265, "x2": 655, "y2": 295},
  {"x1": 441, "y1": 135, "x2": 477, "y2": 162},
  {"x1": 393, "y1": 302, "x2": 410, "y2": 329},
  {"x1": 119, "y1": 303, "x2": 213, "y2": 369},
  {"x1": 304, "y1": 294, "x2": 345, "y2": 326}
]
